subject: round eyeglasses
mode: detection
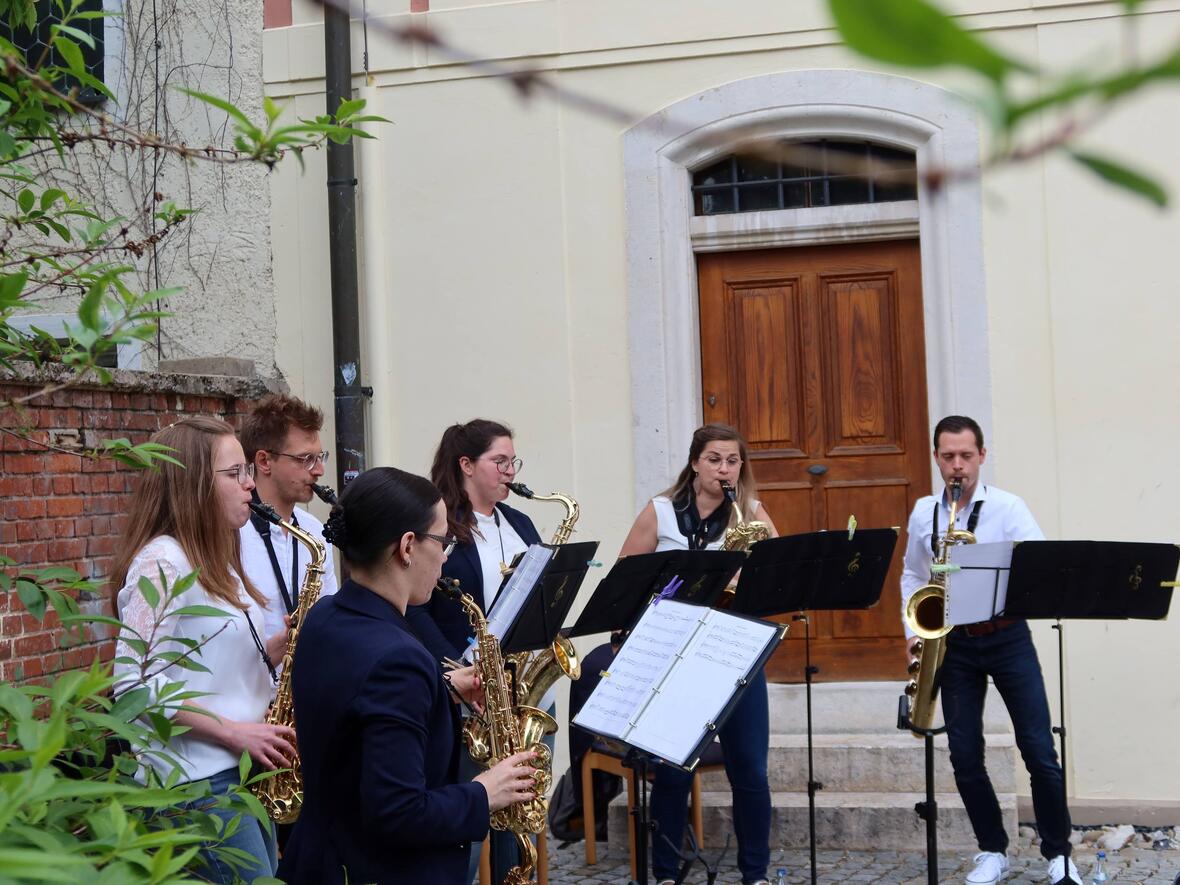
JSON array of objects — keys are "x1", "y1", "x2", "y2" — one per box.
[
  {"x1": 214, "y1": 462, "x2": 256, "y2": 486},
  {"x1": 486, "y1": 455, "x2": 523, "y2": 475}
]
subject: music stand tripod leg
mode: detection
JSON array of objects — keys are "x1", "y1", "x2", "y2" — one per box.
[
  {"x1": 794, "y1": 612, "x2": 821, "y2": 885},
  {"x1": 897, "y1": 696, "x2": 943, "y2": 885},
  {"x1": 1051, "y1": 619, "x2": 1068, "y2": 810}
]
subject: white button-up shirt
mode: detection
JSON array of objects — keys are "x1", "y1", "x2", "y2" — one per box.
[
  {"x1": 240, "y1": 505, "x2": 339, "y2": 639},
  {"x1": 900, "y1": 484, "x2": 1044, "y2": 638}
]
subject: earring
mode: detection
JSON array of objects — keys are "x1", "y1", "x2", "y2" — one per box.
[{"x1": 403, "y1": 558, "x2": 412, "y2": 569}]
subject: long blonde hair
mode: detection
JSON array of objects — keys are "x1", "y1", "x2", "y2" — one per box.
[
  {"x1": 661, "y1": 423, "x2": 759, "y2": 528},
  {"x1": 110, "y1": 416, "x2": 265, "y2": 610}
]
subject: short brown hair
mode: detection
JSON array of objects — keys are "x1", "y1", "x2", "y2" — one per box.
[{"x1": 240, "y1": 394, "x2": 324, "y2": 462}]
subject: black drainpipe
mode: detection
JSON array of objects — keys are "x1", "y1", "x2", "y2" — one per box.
[{"x1": 323, "y1": 5, "x2": 368, "y2": 491}]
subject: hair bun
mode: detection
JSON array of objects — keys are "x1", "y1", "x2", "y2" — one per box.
[{"x1": 321, "y1": 505, "x2": 349, "y2": 549}]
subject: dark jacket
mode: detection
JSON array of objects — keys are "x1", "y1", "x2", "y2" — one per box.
[
  {"x1": 278, "y1": 580, "x2": 489, "y2": 885},
  {"x1": 405, "y1": 502, "x2": 541, "y2": 662}
]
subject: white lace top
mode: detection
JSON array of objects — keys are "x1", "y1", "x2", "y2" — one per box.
[{"x1": 113, "y1": 535, "x2": 274, "y2": 783}]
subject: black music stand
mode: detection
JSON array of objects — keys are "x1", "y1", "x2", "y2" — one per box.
[
  {"x1": 1001, "y1": 540, "x2": 1179, "y2": 808},
  {"x1": 497, "y1": 540, "x2": 600, "y2": 655},
  {"x1": 730, "y1": 528, "x2": 898, "y2": 885},
  {"x1": 573, "y1": 600, "x2": 785, "y2": 885},
  {"x1": 567, "y1": 549, "x2": 746, "y2": 638}
]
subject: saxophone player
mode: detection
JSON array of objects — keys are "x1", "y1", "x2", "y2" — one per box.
[
  {"x1": 278, "y1": 467, "x2": 539, "y2": 885},
  {"x1": 239, "y1": 394, "x2": 339, "y2": 644},
  {"x1": 111, "y1": 417, "x2": 295, "y2": 883},
  {"x1": 406, "y1": 419, "x2": 544, "y2": 885},
  {"x1": 618, "y1": 423, "x2": 778, "y2": 885},
  {"x1": 901, "y1": 416, "x2": 1078, "y2": 885}
]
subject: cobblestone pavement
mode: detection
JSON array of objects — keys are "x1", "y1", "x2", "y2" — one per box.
[{"x1": 546, "y1": 838, "x2": 1180, "y2": 884}]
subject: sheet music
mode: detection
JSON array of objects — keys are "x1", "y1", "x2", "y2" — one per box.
[
  {"x1": 571, "y1": 599, "x2": 701, "y2": 740},
  {"x1": 463, "y1": 544, "x2": 553, "y2": 663},
  {"x1": 946, "y1": 541, "x2": 1014, "y2": 625},
  {"x1": 629, "y1": 611, "x2": 779, "y2": 765},
  {"x1": 573, "y1": 599, "x2": 780, "y2": 767}
]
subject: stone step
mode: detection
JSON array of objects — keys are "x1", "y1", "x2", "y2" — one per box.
[
  {"x1": 697, "y1": 731, "x2": 1017, "y2": 794},
  {"x1": 767, "y1": 681, "x2": 1014, "y2": 734},
  {"x1": 608, "y1": 789, "x2": 1018, "y2": 851}
]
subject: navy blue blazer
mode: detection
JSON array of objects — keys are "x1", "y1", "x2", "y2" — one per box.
[
  {"x1": 278, "y1": 580, "x2": 489, "y2": 885},
  {"x1": 405, "y1": 502, "x2": 541, "y2": 662}
]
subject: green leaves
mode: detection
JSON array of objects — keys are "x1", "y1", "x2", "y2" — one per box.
[
  {"x1": 1069, "y1": 150, "x2": 1168, "y2": 208},
  {"x1": 829, "y1": 0, "x2": 1026, "y2": 82}
]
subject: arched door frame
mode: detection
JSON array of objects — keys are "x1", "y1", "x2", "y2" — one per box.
[{"x1": 624, "y1": 69, "x2": 992, "y2": 510}]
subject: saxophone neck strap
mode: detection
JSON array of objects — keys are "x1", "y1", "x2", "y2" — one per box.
[
  {"x1": 931, "y1": 498, "x2": 984, "y2": 555},
  {"x1": 244, "y1": 607, "x2": 279, "y2": 685},
  {"x1": 252, "y1": 490, "x2": 300, "y2": 613}
]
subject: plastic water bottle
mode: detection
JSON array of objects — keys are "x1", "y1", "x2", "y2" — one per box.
[
  {"x1": 1091, "y1": 850, "x2": 1109, "y2": 884},
  {"x1": 775, "y1": 868, "x2": 788, "y2": 885}
]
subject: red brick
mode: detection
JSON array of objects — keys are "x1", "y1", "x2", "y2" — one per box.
[
  {"x1": 31, "y1": 476, "x2": 51, "y2": 496},
  {"x1": 5, "y1": 454, "x2": 42, "y2": 474},
  {"x1": 36, "y1": 521, "x2": 54, "y2": 540},
  {"x1": 90, "y1": 515, "x2": 110, "y2": 534},
  {"x1": 51, "y1": 476, "x2": 73, "y2": 495},
  {"x1": 91, "y1": 392, "x2": 111, "y2": 409},
  {"x1": 5, "y1": 499, "x2": 45, "y2": 519},
  {"x1": 46, "y1": 497, "x2": 83, "y2": 518},
  {"x1": 0, "y1": 476, "x2": 33, "y2": 497},
  {"x1": 14, "y1": 633, "x2": 53, "y2": 656},
  {"x1": 89, "y1": 475, "x2": 109, "y2": 494},
  {"x1": 16, "y1": 522, "x2": 38, "y2": 542},
  {"x1": 86, "y1": 535, "x2": 115, "y2": 557},
  {"x1": 0, "y1": 524, "x2": 17, "y2": 544},
  {"x1": 47, "y1": 539, "x2": 85, "y2": 561},
  {"x1": 73, "y1": 517, "x2": 92, "y2": 535}
]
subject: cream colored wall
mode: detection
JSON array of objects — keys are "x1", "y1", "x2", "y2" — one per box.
[{"x1": 266, "y1": 1, "x2": 1180, "y2": 804}]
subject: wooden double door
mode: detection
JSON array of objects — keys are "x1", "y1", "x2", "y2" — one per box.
[{"x1": 697, "y1": 239, "x2": 931, "y2": 683}]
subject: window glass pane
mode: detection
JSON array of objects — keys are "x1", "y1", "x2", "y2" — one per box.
[
  {"x1": 781, "y1": 140, "x2": 822, "y2": 180},
  {"x1": 695, "y1": 187, "x2": 735, "y2": 215},
  {"x1": 828, "y1": 175, "x2": 871, "y2": 206},
  {"x1": 735, "y1": 154, "x2": 778, "y2": 183},
  {"x1": 782, "y1": 179, "x2": 809, "y2": 210},
  {"x1": 693, "y1": 157, "x2": 733, "y2": 187},
  {"x1": 736, "y1": 183, "x2": 780, "y2": 212}
]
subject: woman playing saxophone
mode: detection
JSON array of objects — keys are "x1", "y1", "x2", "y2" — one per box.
[{"x1": 278, "y1": 467, "x2": 539, "y2": 885}]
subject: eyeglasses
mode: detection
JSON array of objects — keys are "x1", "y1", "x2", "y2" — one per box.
[
  {"x1": 485, "y1": 455, "x2": 523, "y2": 475},
  {"x1": 417, "y1": 532, "x2": 457, "y2": 557},
  {"x1": 269, "y1": 450, "x2": 330, "y2": 471},
  {"x1": 702, "y1": 455, "x2": 742, "y2": 468},
  {"x1": 214, "y1": 463, "x2": 256, "y2": 486}
]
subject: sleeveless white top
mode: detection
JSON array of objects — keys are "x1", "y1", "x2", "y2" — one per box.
[{"x1": 651, "y1": 494, "x2": 760, "y2": 552}]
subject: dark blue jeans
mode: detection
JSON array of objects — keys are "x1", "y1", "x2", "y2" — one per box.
[
  {"x1": 940, "y1": 621, "x2": 1071, "y2": 860},
  {"x1": 186, "y1": 766, "x2": 278, "y2": 884},
  {"x1": 651, "y1": 667, "x2": 770, "y2": 884}
]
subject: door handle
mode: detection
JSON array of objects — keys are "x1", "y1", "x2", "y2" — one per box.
[
  {"x1": 807, "y1": 464, "x2": 828, "y2": 476},
  {"x1": 707, "y1": 394, "x2": 717, "y2": 407}
]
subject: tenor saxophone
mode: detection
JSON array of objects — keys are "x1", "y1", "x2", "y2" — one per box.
[
  {"x1": 503, "y1": 482, "x2": 582, "y2": 707},
  {"x1": 903, "y1": 477, "x2": 976, "y2": 733},
  {"x1": 246, "y1": 501, "x2": 327, "y2": 824},
  {"x1": 438, "y1": 579, "x2": 552, "y2": 885}
]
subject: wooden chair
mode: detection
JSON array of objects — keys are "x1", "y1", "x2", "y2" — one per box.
[
  {"x1": 478, "y1": 831, "x2": 548, "y2": 885},
  {"x1": 580, "y1": 745, "x2": 723, "y2": 879}
]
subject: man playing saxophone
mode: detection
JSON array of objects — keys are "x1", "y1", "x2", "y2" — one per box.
[
  {"x1": 900, "y1": 416, "x2": 1078, "y2": 885},
  {"x1": 239, "y1": 394, "x2": 339, "y2": 644}
]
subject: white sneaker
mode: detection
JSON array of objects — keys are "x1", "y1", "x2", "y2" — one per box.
[
  {"x1": 1047, "y1": 855, "x2": 1082, "y2": 884},
  {"x1": 966, "y1": 851, "x2": 1009, "y2": 884}
]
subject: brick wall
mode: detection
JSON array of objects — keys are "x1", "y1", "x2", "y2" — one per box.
[{"x1": 0, "y1": 368, "x2": 280, "y2": 682}]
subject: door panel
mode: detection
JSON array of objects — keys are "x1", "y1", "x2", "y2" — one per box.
[{"x1": 697, "y1": 239, "x2": 931, "y2": 682}]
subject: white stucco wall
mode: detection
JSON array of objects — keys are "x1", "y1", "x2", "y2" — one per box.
[{"x1": 265, "y1": 0, "x2": 1180, "y2": 805}]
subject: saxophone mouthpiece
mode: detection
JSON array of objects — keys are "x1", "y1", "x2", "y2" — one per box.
[
  {"x1": 949, "y1": 476, "x2": 964, "y2": 503},
  {"x1": 249, "y1": 501, "x2": 282, "y2": 525},
  {"x1": 312, "y1": 483, "x2": 338, "y2": 506},
  {"x1": 435, "y1": 577, "x2": 462, "y2": 599},
  {"x1": 720, "y1": 481, "x2": 737, "y2": 504},
  {"x1": 505, "y1": 482, "x2": 534, "y2": 499}
]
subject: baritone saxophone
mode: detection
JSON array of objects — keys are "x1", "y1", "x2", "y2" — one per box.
[{"x1": 246, "y1": 501, "x2": 327, "y2": 824}]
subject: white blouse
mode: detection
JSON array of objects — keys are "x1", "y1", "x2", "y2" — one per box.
[{"x1": 114, "y1": 535, "x2": 274, "y2": 784}]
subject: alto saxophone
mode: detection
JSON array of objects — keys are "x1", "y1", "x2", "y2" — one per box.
[
  {"x1": 246, "y1": 501, "x2": 327, "y2": 824},
  {"x1": 504, "y1": 482, "x2": 582, "y2": 708},
  {"x1": 438, "y1": 579, "x2": 553, "y2": 885},
  {"x1": 903, "y1": 477, "x2": 976, "y2": 733},
  {"x1": 720, "y1": 481, "x2": 771, "y2": 552}
]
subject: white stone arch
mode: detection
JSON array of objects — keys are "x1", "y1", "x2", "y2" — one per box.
[{"x1": 624, "y1": 69, "x2": 992, "y2": 510}]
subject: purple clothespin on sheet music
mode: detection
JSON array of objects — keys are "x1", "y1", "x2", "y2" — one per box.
[{"x1": 653, "y1": 575, "x2": 683, "y2": 605}]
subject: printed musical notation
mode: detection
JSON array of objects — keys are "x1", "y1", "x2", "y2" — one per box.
[{"x1": 573, "y1": 599, "x2": 781, "y2": 768}]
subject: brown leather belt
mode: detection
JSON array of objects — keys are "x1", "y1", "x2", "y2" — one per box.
[{"x1": 956, "y1": 618, "x2": 1018, "y2": 637}]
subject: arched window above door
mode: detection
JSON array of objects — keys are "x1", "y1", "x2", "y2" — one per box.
[{"x1": 691, "y1": 139, "x2": 917, "y2": 216}]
